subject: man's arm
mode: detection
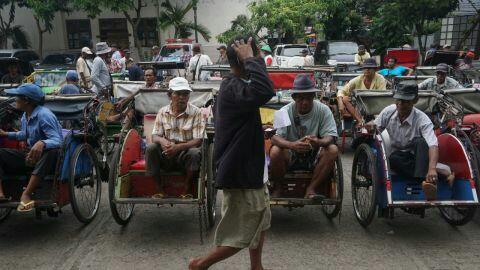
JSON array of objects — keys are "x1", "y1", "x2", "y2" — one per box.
[
  {"x1": 354, "y1": 54, "x2": 361, "y2": 64},
  {"x1": 427, "y1": 146, "x2": 439, "y2": 183},
  {"x1": 418, "y1": 78, "x2": 431, "y2": 90},
  {"x1": 40, "y1": 115, "x2": 62, "y2": 149},
  {"x1": 271, "y1": 135, "x2": 311, "y2": 153}
]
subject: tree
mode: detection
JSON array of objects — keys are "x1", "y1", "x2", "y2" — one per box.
[
  {"x1": 158, "y1": 0, "x2": 211, "y2": 42},
  {"x1": 455, "y1": 0, "x2": 480, "y2": 50},
  {"x1": 0, "y1": 0, "x2": 30, "y2": 49},
  {"x1": 20, "y1": 0, "x2": 70, "y2": 58},
  {"x1": 216, "y1": 14, "x2": 262, "y2": 44}
]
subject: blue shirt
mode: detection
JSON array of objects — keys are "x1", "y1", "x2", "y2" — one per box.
[
  {"x1": 128, "y1": 64, "x2": 144, "y2": 81},
  {"x1": 59, "y1": 84, "x2": 80, "y2": 95},
  {"x1": 378, "y1": 66, "x2": 408, "y2": 77},
  {"x1": 7, "y1": 106, "x2": 63, "y2": 149}
]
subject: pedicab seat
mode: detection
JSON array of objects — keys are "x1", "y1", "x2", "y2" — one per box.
[
  {"x1": 130, "y1": 160, "x2": 146, "y2": 171},
  {"x1": 443, "y1": 88, "x2": 480, "y2": 115}
]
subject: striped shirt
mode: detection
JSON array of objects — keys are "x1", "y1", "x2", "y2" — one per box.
[{"x1": 152, "y1": 103, "x2": 205, "y2": 142}]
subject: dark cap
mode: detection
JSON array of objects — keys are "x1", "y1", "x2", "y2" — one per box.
[
  {"x1": 436, "y1": 63, "x2": 449, "y2": 73},
  {"x1": 192, "y1": 44, "x2": 201, "y2": 53},
  {"x1": 290, "y1": 74, "x2": 320, "y2": 93},
  {"x1": 362, "y1": 58, "x2": 378, "y2": 69},
  {"x1": 301, "y1": 49, "x2": 309, "y2": 54},
  {"x1": 217, "y1": 45, "x2": 227, "y2": 50},
  {"x1": 393, "y1": 83, "x2": 418, "y2": 101}
]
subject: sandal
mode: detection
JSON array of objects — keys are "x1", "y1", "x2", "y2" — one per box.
[
  {"x1": 151, "y1": 193, "x2": 165, "y2": 199},
  {"x1": 180, "y1": 194, "x2": 193, "y2": 199},
  {"x1": 422, "y1": 181, "x2": 437, "y2": 201},
  {"x1": 17, "y1": 200, "x2": 35, "y2": 212}
]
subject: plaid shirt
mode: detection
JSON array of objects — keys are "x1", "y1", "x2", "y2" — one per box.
[
  {"x1": 181, "y1": 52, "x2": 192, "y2": 66},
  {"x1": 152, "y1": 103, "x2": 205, "y2": 143}
]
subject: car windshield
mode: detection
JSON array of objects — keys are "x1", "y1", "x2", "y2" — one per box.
[
  {"x1": 42, "y1": 54, "x2": 75, "y2": 65},
  {"x1": 280, "y1": 47, "x2": 307, "y2": 57},
  {"x1": 328, "y1": 43, "x2": 358, "y2": 55},
  {"x1": 160, "y1": 46, "x2": 184, "y2": 57},
  {"x1": 0, "y1": 53, "x2": 11, "y2": 58}
]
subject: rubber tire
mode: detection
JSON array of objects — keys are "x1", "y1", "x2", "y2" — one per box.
[
  {"x1": 69, "y1": 143, "x2": 102, "y2": 224},
  {"x1": 351, "y1": 143, "x2": 378, "y2": 227},
  {"x1": 323, "y1": 156, "x2": 344, "y2": 219},
  {"x1": 0, "y1": 208, "x2": 12, "y2": 224},
  {"x1": 109, "y1": 146, "x2": 134, "y2": 226},
  {"x1": 206, "y1": 142, "x2": 217, "y2": 228}
]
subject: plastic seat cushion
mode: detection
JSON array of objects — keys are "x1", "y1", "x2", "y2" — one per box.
[{"x1": 130, "y1": 160, "x2": 146, "y2": 170}]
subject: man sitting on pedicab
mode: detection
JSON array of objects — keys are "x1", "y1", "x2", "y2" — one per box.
[
  {"x1": 337, "y1": 58, "x2": 387, "y2": 125},
  {"x1": 418, "y1": 63, "x2": 462, "y2": 92},
  {"x1": 370, "y1": 83, "x2": 454, "y2": 200},
  {"x1": 145, "y1": 77, "x2": 205, "y2": 199},
  {"x1": 270, "y1": 74, "x2": 339, "y2": 199},
  {"x1": 0, "y1": 84, "x2": 63, "y2": 211}
]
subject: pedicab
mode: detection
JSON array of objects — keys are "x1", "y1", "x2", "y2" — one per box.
[
  {"x1": 350, "y1": 89, "x2": 479, "y2": 227},
  {"x1": 393, "y1": 75, "x2": 435, "y2": 88},
  {"x1": 108, "y1": 84, "x2": 218, "y2": 241},
  {"x1": 0, "y1": 94, "x2": 103, "y2": 224}
]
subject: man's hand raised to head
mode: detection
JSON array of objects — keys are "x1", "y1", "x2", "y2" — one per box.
[{"x1": 231, "y1": 37, "x2": 255, "y2": 63}]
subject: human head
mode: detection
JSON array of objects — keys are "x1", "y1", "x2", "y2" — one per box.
[
  {"x1": 358, "y1": 45, "x2": 366, "y2": 55},
  {"x1": 124, "y1": 49, "x2": 131, "y2": 57},
  {"x1": 443, "y1": 44, "x2": 451, "y2": 51},
  {"x1": 260, "y1": 44, "x2": 271, "y2": 56},
  {"x1": 96, "y1": 42, "x2": 111, "y2": 59},
  {"x1": 393, "y1": 83, "x2": 418, "y2": 117},
  {"x1": 226, "y1": 36, "x2": 260, "y2": 76},
  {"x1": 387, "y1": 57, "x2": 397, "y2": 69},
  {"x1": 111, "y1": 44, "x2": 118, "y2": 52},
  {"x1": 168, "y1": 77, "x2": 192, "y2": 111},
  {"x1": 126, "y1": 59, "x2": 134, "y2": 68},
  {"x1": 217, "y1": 45, "x2": 227, "y2": 56},
  {"x1": 301, "y1": 49, "x2": 309, "y2": 57},
  {"x1": 192, "y1": 44, "x2": 201, "y2": 55},
  {"x1": 362, "y1": 58, "x2": 378, "y2": 78},
  {"x1": 5, "y1": 83, "x2": 45, "y2": 111},
  {"x1": 152, "y1": 45, "x2": 160, "y2": 55},
  {"x1": 66, "y1": 70, "x2": 78, "y2": 84},
  {"x1": 435, "y1": 63, "x2": 449, "y2": 84},
  {"x1": 291, "y1": 74, "x2": 319, "y2": 115},
  {"x1": 81, "y1": 47, "x2": 93, "y2": 58},
  {"x1": 466, "y1": 51, "x2": 475, "y2": 59},
  {"x1": 144, "y1": 67, "x2": 156, "y2": 86},
  {"x1": 7, "y1": 63, "x2": 18, "y2": 75}
]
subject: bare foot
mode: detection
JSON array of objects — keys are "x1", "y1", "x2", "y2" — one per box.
[
  {"x1": 20, "y1": 193, "x2": 32, "y2": 203},
  {"x1": 189, "y1": 258, "x2": 206, "y2": 270}
]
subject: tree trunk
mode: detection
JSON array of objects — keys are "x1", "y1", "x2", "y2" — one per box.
[
  {"x1": 123, "y1": 10, "x2": 143, "y2": 61},
  {"x1": 35, "y1": 17, "x2": 44, "y2": 59},
  {"x1": 415, "y1": 24, "x2": 425, "y2": 63}
]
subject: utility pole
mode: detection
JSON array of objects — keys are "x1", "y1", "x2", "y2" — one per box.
[{"x1": 193, "y1": 0, "x2": 198, "y2": 43}]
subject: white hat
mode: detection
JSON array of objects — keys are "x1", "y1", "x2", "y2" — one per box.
[
  {"x1": 81, "y1": 47, "x2": 93, "y2": 54},
  {"x1": 95, "y1": 42, "x2": 111, "y2": 55},
  {"x1": 443, "y1": 43, "x2": 451, "y2": 48},
  {"x1": 168, "y1": 77, "x2": 192, "y2": 92}
]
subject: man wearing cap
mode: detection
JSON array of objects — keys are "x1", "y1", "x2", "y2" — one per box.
[
  {"x1": 216, "y1": 45, "x2": 229, "y2": 65},
  {"x1": 270, "y1": 74, "x2": 338, "y2": 199},
  {"x1": 261, "y1": 45, "x2": 273, "y2": 66},
  {"x1": 188, "y1": 44, "x2": 213, "y2": 81},
  {"x1": 91, "y1": 42, "x2": 113, "y2": 95},
  {"x1": 59, "y1": 70, "x2": 81, "y2": 95},
  {"x1": 151, "y1": 46, "x2": 162, "y2": 62},
  {"x1": 418, "y1": 63, "x2": 462, "y2": 92},
  {"x1": 301, "y1": 49, "x2": 315, "y2": 66},
  {"x1": 145, "y1": 77, "x2": 205, "y2": 199},
  {"x1": 0, "y1": 84, "x2": 63, "y2": 211},
  {"x1": 337, "y1": 58, "x2": 387, "y2": 124},
  {"x1": 442, "y1": 44, "x2": 452, "y2": 51},
  {"x1": 370, "y1": 83, "x2": 440, "y2": 200},
  {"x1": 76, "y1": 47, "x2": 93, "y2": 90},
  {"x1": 120, "y1": 49, "x2": 133, "y2": 73},
  {"x1": 1, "y1": 62, "x2": 23, "y2": 84},
  {"x1": 180, "y1": 45, "x2": 193, "y2": 67},
  {"x1": 354, "y1": 45, "x2": 371, "y2": 65}
]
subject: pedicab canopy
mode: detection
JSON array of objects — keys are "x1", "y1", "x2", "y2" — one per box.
[
  {"x1": 443, "y1": 88, "x2": 480, "y2": 114},
  {"x1": 24, "y1": 70, "x2": 68, "y2": 94},
  {"x1": 385, "y1": 48, "x2": 420, "y2": 68}
]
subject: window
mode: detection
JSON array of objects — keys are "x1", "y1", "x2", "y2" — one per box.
[
  {"x1": 66, "y1": 20, "x2": 92, "y2": 49},
  {"x1": 137, "y1": 18, "x2": 159, "y2": 47},
  {"x1": 99, "y1": 19, "x2": 130, "y2": 50},
  {"x1": 439, "y1": 15, "x2": 479, "y2": 49}
]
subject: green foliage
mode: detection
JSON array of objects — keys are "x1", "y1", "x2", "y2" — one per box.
[
  {"x1": 0, "y1": 0, "x2": 30, "y2": 48},
  {"x1": 20, "y1": 0, "x2": 70, "y2": 32},
  {"x1": 216, "y1": 15, "x2": 260, "y2": 44},
  {"x1": 158, "y1": 0, "x2": 211, "y2": 41}
]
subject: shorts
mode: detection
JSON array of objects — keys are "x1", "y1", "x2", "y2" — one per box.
[{"x1": 0, "y1": 148, "x2": 59, "y2": 179}]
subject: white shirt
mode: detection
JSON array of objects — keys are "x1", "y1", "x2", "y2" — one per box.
[
  {"x1": 91, "y1": 56, "x2": 111, "y2": 93},
  {"x1": 111, "y1": 51, "x2": 122, "y2": 61},
  {"x1": 374, "y1": 104, "x2": 438, "y2": 153},
  {"x1": 188, "y1": 54, "x2": 213, "y2": 81},
  {"x1": 304, "y1": 55, "x2": 315, "y2": 66}
]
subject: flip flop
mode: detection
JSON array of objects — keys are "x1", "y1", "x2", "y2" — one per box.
[
  {"x1": 422, "y1": 181, "x2": 437, "y2": 201},
  {"x1": 151, "y1": 193, "x2": 165, "y2": 199},
  {"x1": 17, "y1": 200, "x2": 35, "y2": 212},
  {"x1": 180, "y1": 194, "x2": 193, "y2": 199},
  {"x1": 0, "y1": 196, "x2": 11, "y2": 203}
]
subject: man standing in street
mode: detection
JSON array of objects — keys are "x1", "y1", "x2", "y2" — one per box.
[
  {"x1": 151, "y1": 45, "x2": 162, "y2": 62},
  {"x1": 91, "y1": 42, "x2": 113, "y2": 95},
  {"x1": 301, "y1": 49, "x2": 315, "y2": 66},
  {"x1": 215, "y1": 45, "x2": 229, "y2": 65},
  {"x1": 189, "y1": 36, "x2": 275, "y2": 270},
  {"x1": 188, "y1": 44, "x2": 213, "y2": 81},
  {"x1": 120, "y1": 49, "x2": 133, "y2": 73},
  {"x1": 354, "y1": 45, "x2": 371, "y2": 65},
  {"x1": 76, "y1": 47, "x2": 93, "y2": 90}
]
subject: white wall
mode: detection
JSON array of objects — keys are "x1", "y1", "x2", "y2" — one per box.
[{"x1": 0, "y1": 0, "x2": 253, "y2": 59}]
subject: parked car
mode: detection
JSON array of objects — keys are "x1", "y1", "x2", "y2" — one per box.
[
  {"x1": 35, "y1": 53, "x2": 78, "y2": 70},
  {"x1": 315, "y1": 41, "x2": 359, "y2": 66},
  {"x1": 272, "y1": 44, "x2": 311, "y2": 68},
  {"x1": 0, "y1": 49, "x2": 40, "y2": 65},
  {"x1": 160, "y1": 38, "x2": 194, "y2": 62}
]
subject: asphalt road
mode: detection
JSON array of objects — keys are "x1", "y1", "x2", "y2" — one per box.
[{"x1": 2, "y1": 152, "x2": 480, "y2": 270}]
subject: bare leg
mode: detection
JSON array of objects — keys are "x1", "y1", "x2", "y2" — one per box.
[
  {"x1": 189, "y1": 246, "x2": 241, "y2": 270},
  {"x1": 269, "y1": 146, "x2": 288, "y2": 197},
  {"x1": 305, "y1": 145, "x2": 339, "y2": 197},
  {"x1": 341, "y1": 97, "x2": 363, "y2": 124},
  {"x1": 249, "y1": 231, "x2": 266, "y2": 270},
  {"x1": 184, "y1": 170, "x2": 196, "y2": 196},
  {"x1": 20, "y1": 174, "x2": 41, "y2": 202}
]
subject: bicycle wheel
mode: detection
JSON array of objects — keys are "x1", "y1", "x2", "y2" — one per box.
[
  {"x1": 109, "y1": 146, "x2": 134, "y2": 225},
  {"x1": 206, "y1": 142, "x2": 217, "y2": 228},
  {"x1": 351, "y1": 143, "x2": 378, "y2": 227},
  {"x1": 322, "y1": 156, "x2": 344, "y2": 219},
  {"x1": 69, "y1": 143, "x2": 102, "y2": 224}
]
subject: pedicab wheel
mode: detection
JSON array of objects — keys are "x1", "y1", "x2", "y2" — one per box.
[
  {"x1": 351, "y1": 143, "x2": 378, "y2": 227},
  {"x1": 109, "y1": 146, "x2": 134, "y2": 225},
  {"x1": 206, "y1": 142, "x2": 217, "y2": 228},
  {"x1": 0, "y1": 208, "x2": 12, "y2": 223},
  {"x1": 322, "y1": 156, "x2": 343, "y2": 219},
  {"x1": 439, "y1": 206, "x2": 475, "y2": 226},
  {"x1": 69, "y1": 143, "x2": 102, "y2": 224}
]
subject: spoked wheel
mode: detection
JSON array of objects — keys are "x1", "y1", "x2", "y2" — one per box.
[
  {"x1": 351, "y1": 143, "x2": 378, "y2": 227},
  {"x1": 322, "y1": 156, "x2": 343, "y2": 219},
  {"x1": 0, "y1": 208, "x2": 12, "y2": 223},
  {"x1": 109, "y1": 146, "x2": 134, "y2": 225},
  {"x1": 206, "y1": 142, "x2": 217, "y2": 228},
  {"x1": 439, "y1": 206, "x2": 475, "y2": 226},
  {"x1": 69, "y1": 143, "x2": 102, "y2": 224}
]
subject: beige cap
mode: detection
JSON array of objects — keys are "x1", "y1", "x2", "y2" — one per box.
[{"x1": 81, "y1": 47, "x2": 93, "y2": 54}]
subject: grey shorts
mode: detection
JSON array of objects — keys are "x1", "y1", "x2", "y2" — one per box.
[
  {"x1": 145, "y1": 143, "x2": 201, "y2": 176},
  {"x1": 214, "y1": 185, "x2": 271, "y2": 249},
  {"x1": 0, "y1": 148, "x2": 59, "y2": 179}
]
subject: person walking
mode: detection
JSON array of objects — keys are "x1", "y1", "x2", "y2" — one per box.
[
  {"x1": 91, "y1": 42, "x2": 113, "y2": 95},
  {"x1": 188, "y1": 45, "x2": 213, "y2": 81},
  {"x1": 189, "y1": 36, "x2": 275, "y2": 270},
  {"x1": 76, "y1": 47, "x2": 93, "y2": 90},
  {"x1": 215, "y1": 45, "x2": 229, "y2": 65}
]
